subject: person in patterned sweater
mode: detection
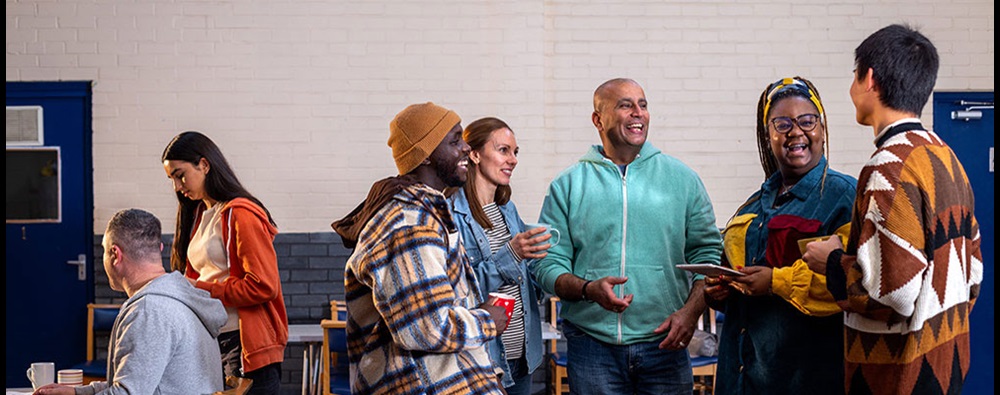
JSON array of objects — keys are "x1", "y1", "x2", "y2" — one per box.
[
  {"x1": 332, "y1": 102, "x2": 509, "y2": 395},
  {"x1": 804, "y1": 24, "x2": 983, "y2": 395}
]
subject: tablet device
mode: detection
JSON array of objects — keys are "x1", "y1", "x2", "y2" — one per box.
[{"x1": 675, "y1": 264, "x2": 745, "y2": 277}]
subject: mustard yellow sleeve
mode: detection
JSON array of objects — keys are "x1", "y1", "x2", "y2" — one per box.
[
  {"x1": 770, "y1": 223, "x2": 851, "y2": 317},
  {"x1": 723, "y1": 213, "x2": 756, "y2": 270}
]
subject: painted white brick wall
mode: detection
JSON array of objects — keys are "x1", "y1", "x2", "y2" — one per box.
[{"x1": 6, "y1": 0, "x2": 994, "y2": 232}]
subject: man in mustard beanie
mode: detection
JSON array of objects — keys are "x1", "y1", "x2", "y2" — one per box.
[{"x1": 332, "y1": 102, "x2": 509, "y2": 394}]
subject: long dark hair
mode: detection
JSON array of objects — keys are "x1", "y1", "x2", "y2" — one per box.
[
  {"x1": 462, "y1": 117, "x2": 514, "y2": 229},
  {"x1": 161, "y1": 131, "x2": 276, "y2": 272}
]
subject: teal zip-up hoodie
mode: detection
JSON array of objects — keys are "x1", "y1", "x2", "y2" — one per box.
[{"x1": 533, "y1": 142, "x2": 722, "y2": 345}]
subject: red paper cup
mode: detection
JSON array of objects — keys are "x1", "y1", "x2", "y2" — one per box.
[{"x1": 489, "y1": 292, "x2": 515, "y2": 321}]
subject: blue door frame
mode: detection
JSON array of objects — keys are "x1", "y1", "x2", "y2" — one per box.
[
  {"x1": 6, "y1": 81, "x2": 94, "y2": 387},
  {"x1": 933, "y1": 91, "x2": 994, "y2": 395}
]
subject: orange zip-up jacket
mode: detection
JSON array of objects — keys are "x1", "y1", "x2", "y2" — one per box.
[{"x1": 186, "y1": 197, "x2": 288, "y2": 373}]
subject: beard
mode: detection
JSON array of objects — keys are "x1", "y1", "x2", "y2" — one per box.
[{"x1": 433, "y1": 156, "x2": 467, "y2": 188}]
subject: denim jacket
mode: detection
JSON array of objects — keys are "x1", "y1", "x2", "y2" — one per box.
[
  {"x1": 716, "y1": 158, "x2": 856, "y2": 394},
  {"x1": 450, "y1": 191, "x2": 544, "y2": 387}
]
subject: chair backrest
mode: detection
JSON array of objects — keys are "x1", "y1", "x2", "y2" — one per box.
[
  {"x1": 548, "y1": 297, "x2": 562, "y2": 353},
  {"x1": 86, "y1": 303, "x2": 121, "y2": 361},
  {"x1": 321, "y1": 319, "x2": 350, "y2": 394},
  {"x1": 696, "y1": 307, "x2": 717, "y2": 334},
  {"x1": 329, "y1": 300, "x2": 347, "y2": 322}
]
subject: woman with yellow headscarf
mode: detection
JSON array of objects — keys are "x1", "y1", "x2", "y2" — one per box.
[{"x1": 705, "y1": 77, "x2": 856, "y2": 394}]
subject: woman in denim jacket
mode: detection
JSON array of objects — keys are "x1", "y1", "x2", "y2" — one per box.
[
  {"x1": 449, "y1": 117, "x2": 552, "y2": 395},
  {"x1": 705, "y1": 77, "x2": 856, "y2": 394}
]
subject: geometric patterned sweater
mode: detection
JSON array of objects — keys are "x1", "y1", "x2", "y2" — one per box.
[{"x1": 825, "y1": 120, "x2": 983, "y2": 395}]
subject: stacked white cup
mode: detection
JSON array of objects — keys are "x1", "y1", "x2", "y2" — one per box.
[{"x1": 57, "y1": 368, "x2": 84, "y2": 386}]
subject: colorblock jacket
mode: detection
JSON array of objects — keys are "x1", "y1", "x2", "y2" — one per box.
[
  {"x1": 534, "y1": 142, "x2": 723, "y2": 345},
  {"x1": 714, "y1": 157, "x2": 856, "y2": 395},
  {"x1": 186, "y1": 197, "x2": 288, "y2": 373}
]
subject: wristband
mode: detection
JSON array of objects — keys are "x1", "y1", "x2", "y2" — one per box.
[{"x1": 581, "y1": 280, "x2": 594, "y2": 302}]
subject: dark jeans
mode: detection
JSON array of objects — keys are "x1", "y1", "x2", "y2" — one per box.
[
  {"x1": 218, "y1": 330, "x2": 282, "y2": 395},
  {"x1": 505, "y1": 357, "x2": 533, "y2": 395},
  {"x1": 244, "y1": 362, "x2": 282, "y2": 395},
  {"x1": 563, "y1": 321, "x2": 693, "y2": 395}
]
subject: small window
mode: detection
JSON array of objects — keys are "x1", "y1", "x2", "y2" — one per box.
[
  {"x1": 6, "y1": 147, "x2": 61, "y2": 223},
  {"x1": 6, "y1": 106, "x2": 44, "y2": 146}
]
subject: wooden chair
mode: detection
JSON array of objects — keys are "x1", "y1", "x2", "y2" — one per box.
[
  {"x1": 329, "y1": 300, "x2": 347, "y2": 322},
  {"x1": 213, "y1": 376, "x2": 253, "y2": 395},
  {"x1": 321, "y1": 319, "x2": 351, "y2": 395},
  {"x1": 548, "y1": 297, "x2": 569, "y2": 395},
  {"x1": 691, "y1": 308, "x2": 720, "y2": 395},
  {"x1": 72, "y1": 303, "x2": 121, "y2": 384}
]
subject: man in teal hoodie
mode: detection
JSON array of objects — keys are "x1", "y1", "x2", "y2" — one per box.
[{"x1": 534, "y1": 78, "x2": 723, "y2": 394}]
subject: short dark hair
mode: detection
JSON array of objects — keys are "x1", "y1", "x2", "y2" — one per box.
[
  {"x1": 855, "y1": 24, "x2": 939, "y2": 115},
  {"x1": 106, "y1": 209, "x2": 162, "y2": 262}
]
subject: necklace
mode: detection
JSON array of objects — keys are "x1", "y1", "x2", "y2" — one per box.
[{"x1": 779, "y1": 183, "x2": 795, "y2": 195}]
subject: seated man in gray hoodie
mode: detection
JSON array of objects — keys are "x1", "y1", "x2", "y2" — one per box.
[{"x1": 34, "y1": 209, "x2": 227, "y2": 395}]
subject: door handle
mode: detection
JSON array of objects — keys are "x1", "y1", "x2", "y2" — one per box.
[{"x1": 67, "y1": 254, "x2": 86, "y2": 281}]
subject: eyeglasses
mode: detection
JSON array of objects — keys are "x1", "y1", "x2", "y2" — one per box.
[{"x1": 769, "y1": 114, "x2": 821, "y2": 134}]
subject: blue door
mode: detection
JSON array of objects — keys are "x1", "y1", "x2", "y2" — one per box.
[
  {"x1": 6, "y1": 81, "x2": 94, "y2": 387},
  {"x1": 933, "y1": 91, "x2": 994, "y2": 395}
]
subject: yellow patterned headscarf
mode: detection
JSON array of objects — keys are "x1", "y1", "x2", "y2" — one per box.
[{"x1": 762, "y1": 77, "x2": 825, "y2": 123}]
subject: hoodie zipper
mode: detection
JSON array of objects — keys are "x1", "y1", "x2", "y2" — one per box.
[
  {"x1": 602, "y1": 157, "x2": 629, "y2": 344},
  {"x1": 618, "y1": 165, "x2": 627, "y2": 344}
]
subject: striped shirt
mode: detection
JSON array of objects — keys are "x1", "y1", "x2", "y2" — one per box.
[
  {"x1": 344, "y1": 184, "x2": 503, "y2": 395},
  {"x1": 482, "y1": 203, "x2": 525, "y2": 361}
]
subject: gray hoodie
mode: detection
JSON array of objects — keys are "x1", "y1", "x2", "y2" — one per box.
[{"x1": 76, "y1": 271, "x2": 227, "y2": 395}]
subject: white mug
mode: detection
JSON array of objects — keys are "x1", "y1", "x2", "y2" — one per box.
[
  {"x1": 525, "y1": 223, "x2": 561, "y2": 247},
  {"x1": 26, "y1": 362, "x2": 55, "y2": 391}
]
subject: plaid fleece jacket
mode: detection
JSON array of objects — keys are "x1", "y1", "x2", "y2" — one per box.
[
  {"x1": 343, "y1": 184, "x2": 503, "y2": 395},
  {"x1": 826, "y1": 121, "x2": 983, "y2": 395}
]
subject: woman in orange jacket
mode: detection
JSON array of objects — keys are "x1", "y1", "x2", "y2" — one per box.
[{"x1": 162, "y1": 131, "x2": 288, "y2": 394}]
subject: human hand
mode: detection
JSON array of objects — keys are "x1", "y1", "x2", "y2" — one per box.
[
  {"x1": 733, "y1": 266, "x2": 773, "y2": 297},
  {"x1": 509, "y1": 227, "x2": 551, "y2": 260},
  {"x1": 588, "y1": 276, "x2": 634, "y2": 313},
  {"x1": 803, "y1": 236, "x2": 844, "y2": 274},
  {"x1": 703, "y1": 276, "x2": 732, "y2": 302},
  {"x1": 479, "y1": 302, "x2": 509, "y2": 335},
  {"x1": 33, "y1": 383, "x2": 76, "y2": 395},
  {"x1": 653, "y1": 307, "x2": 700, "y2": 350}
]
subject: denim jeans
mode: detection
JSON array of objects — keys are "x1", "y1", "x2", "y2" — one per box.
[
  {"x1": 563, "y1": 321, "x2": 693, "y2": 395},
  {"x1": 505, "y1": 357, "x2": 533, "y2": 395}
]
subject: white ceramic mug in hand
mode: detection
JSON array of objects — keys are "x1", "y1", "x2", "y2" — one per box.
[
  {"x1": 525, "y1": 223, "x2": 560, "y2": 247},
  {"x1": 27, "y1": 362, "x2": 55, "y2": 390}
]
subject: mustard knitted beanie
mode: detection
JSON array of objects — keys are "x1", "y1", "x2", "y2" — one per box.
[{"x1": 388, "y1": 102, "x2": 461, "y2": 175}]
